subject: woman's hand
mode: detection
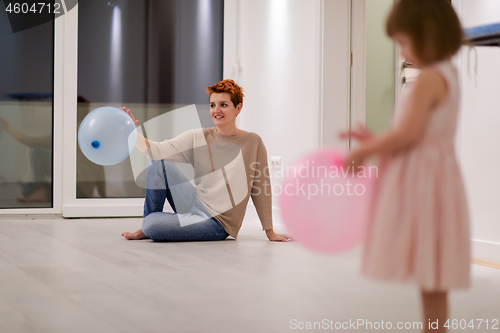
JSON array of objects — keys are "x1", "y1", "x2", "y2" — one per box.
[
  {"x1": 120, "y1": 107, "x2": 150, "y2": 150},
  {"x1": 120, "y1": 106, "x2": 139, "y2": 127},
  {"x1": 338, "y1": 123, "x2": 374, "y2": 143},
  {"x1": 266, "y1": 229, "x2": 293, "y2": 242}
]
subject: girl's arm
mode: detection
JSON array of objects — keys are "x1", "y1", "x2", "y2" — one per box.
[{"x1": 344, "y1": 68, "x2": 448, "y2": 168}]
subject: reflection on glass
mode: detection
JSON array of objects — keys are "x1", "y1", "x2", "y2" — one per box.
[
  {"x1": 77, "y1": 96, "x2": 107, "y2": 198},
  {"x1": 0, "y1": 12, "x2": 53, "y2": 208},
  {"x1": 77, "y1": 0, "x2": 224, "y2": 198}
]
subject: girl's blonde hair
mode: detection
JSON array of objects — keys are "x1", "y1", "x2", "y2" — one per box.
[{"x1": 386, "y1": 0, "x2": 463, "y2": 64}]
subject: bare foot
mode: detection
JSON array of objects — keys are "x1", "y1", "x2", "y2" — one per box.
[
  {"x1": 121, "y1": 228, "x2": 148, "y2": 240},
  {"x1": 17, "y1": 188, "x2": 50, "y2": 203}
]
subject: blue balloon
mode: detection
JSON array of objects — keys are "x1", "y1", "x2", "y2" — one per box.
[{"x1": 78, "y1": 106, "x2": 137, "y2": 166}]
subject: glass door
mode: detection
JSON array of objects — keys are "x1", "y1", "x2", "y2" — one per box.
[
  {"x1": 63, "y1": 0, "x2": 224, "y2": 217},
  {"x1": 364, "y1": 0, "x2": 396, "y2": 135},
  {"x1": 0, "y1": 3, "x2": 63, "y2": 215},
  {"x1": 350, "y1": 0, "x2": 396, "y2": 151}
]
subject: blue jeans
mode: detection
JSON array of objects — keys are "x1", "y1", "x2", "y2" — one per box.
[{"x1": 142, "y1": 160, "x2": 229, "y2": 242}]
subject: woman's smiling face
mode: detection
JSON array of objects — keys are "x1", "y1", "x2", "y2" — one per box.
[{"x1": 209, "y1": 92, "x2": 241, "y2": 126}]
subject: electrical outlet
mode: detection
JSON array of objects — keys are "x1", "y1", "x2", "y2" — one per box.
[{"x1": 271, "y1": 156, "x2": 282, "y2": 168}]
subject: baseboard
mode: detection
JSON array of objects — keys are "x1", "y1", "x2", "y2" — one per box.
[
  {"x1": 243, "y1": 201, "x2": 284, "y2": 229},
  {"x1": 472, "y1": 239, "x2": 500, "y2": 266},
  {"x1": 471, "y1": 259, "x2": 500, "y2": 270},
  {"x1": 0, "y1": 214, "x2": 62, "y2": 220},
  {"x1": 272, "y1": 206, "x2": 284, "y2": 226},
  {"x1": 63, "y1": 202, "x2": 144, "y2": 218}
]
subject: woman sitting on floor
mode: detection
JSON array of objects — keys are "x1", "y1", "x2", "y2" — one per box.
[{"x1": 121, "y1": 79, "x2": 291, "y2": 242}]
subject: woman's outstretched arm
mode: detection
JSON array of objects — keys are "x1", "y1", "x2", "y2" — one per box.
[
  {"x1": 120, "y1": 106, "x2": 193, "y2": 163},
  {"x1": 135, "y1": 131, "x2": 150, "y2": 152}
]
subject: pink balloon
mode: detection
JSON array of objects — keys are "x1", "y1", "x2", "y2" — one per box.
[{"x1": 279, "y1": 149, "x2": 375, "y2": 253}]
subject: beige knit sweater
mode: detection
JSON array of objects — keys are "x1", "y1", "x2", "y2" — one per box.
[{"x1": 137, "y1": 127, "x2": 273, "y2": 238}]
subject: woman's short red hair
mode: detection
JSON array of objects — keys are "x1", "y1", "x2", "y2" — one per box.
[{"x1": 206, "y1": 79, "x2": 244, "y2": 107}]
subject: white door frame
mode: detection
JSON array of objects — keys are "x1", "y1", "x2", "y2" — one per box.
[
  {"x1": 320, "y1": 0, "x2": 352, "y2": 149},
  {"x1": 60, "y1": 4, "x2": 144, "y2": 218},
  {"x1": 350, "y1": 0, "x2": 366, "y2": 150}
]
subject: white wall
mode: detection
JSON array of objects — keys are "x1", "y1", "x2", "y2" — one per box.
[
  {"x1": 224, "y1": 0, "x2": 321, "y2": 215},
  {"x1": 232, "y1": 0, "x2": 321, "y2": 167},
  {"x1": 223, "y1": 0, "x2": 351, "y2": 218},
  {"x1": 455, "y1": 0, "x2": 500, "y2": 264}
]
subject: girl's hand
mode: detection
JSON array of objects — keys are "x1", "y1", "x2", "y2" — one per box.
[
  {"x1": 120, "y1": 107, "x2": 139, "y2": 127},
  {"x1": 266, "y1": 229, "x2": 293, "y2": 242},
  {"x1": 342, "y1": 148, "x2": 365, "y2": 174},
  {"x1": 338, "y1": 123, "x2": 374, "y2": 143}
]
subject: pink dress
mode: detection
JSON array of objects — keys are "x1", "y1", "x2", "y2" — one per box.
[{"x1": 361, "y1": 61, "x2": 471, "y2": 291}]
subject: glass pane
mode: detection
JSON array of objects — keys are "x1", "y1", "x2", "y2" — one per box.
[
  {"x1": 0, "y1": 9, "x2": 54, "y2": 208},
  {"x1": 77, "y1": 0, "x2": 224, "y2": 198},
  {"x1": 365, "y1": 0, "x2": 395, "y2": 134}
]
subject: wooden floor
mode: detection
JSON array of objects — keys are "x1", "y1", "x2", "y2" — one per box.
[{"x1": 0, "y1": 208, "x2": 499, "y2": 333}]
